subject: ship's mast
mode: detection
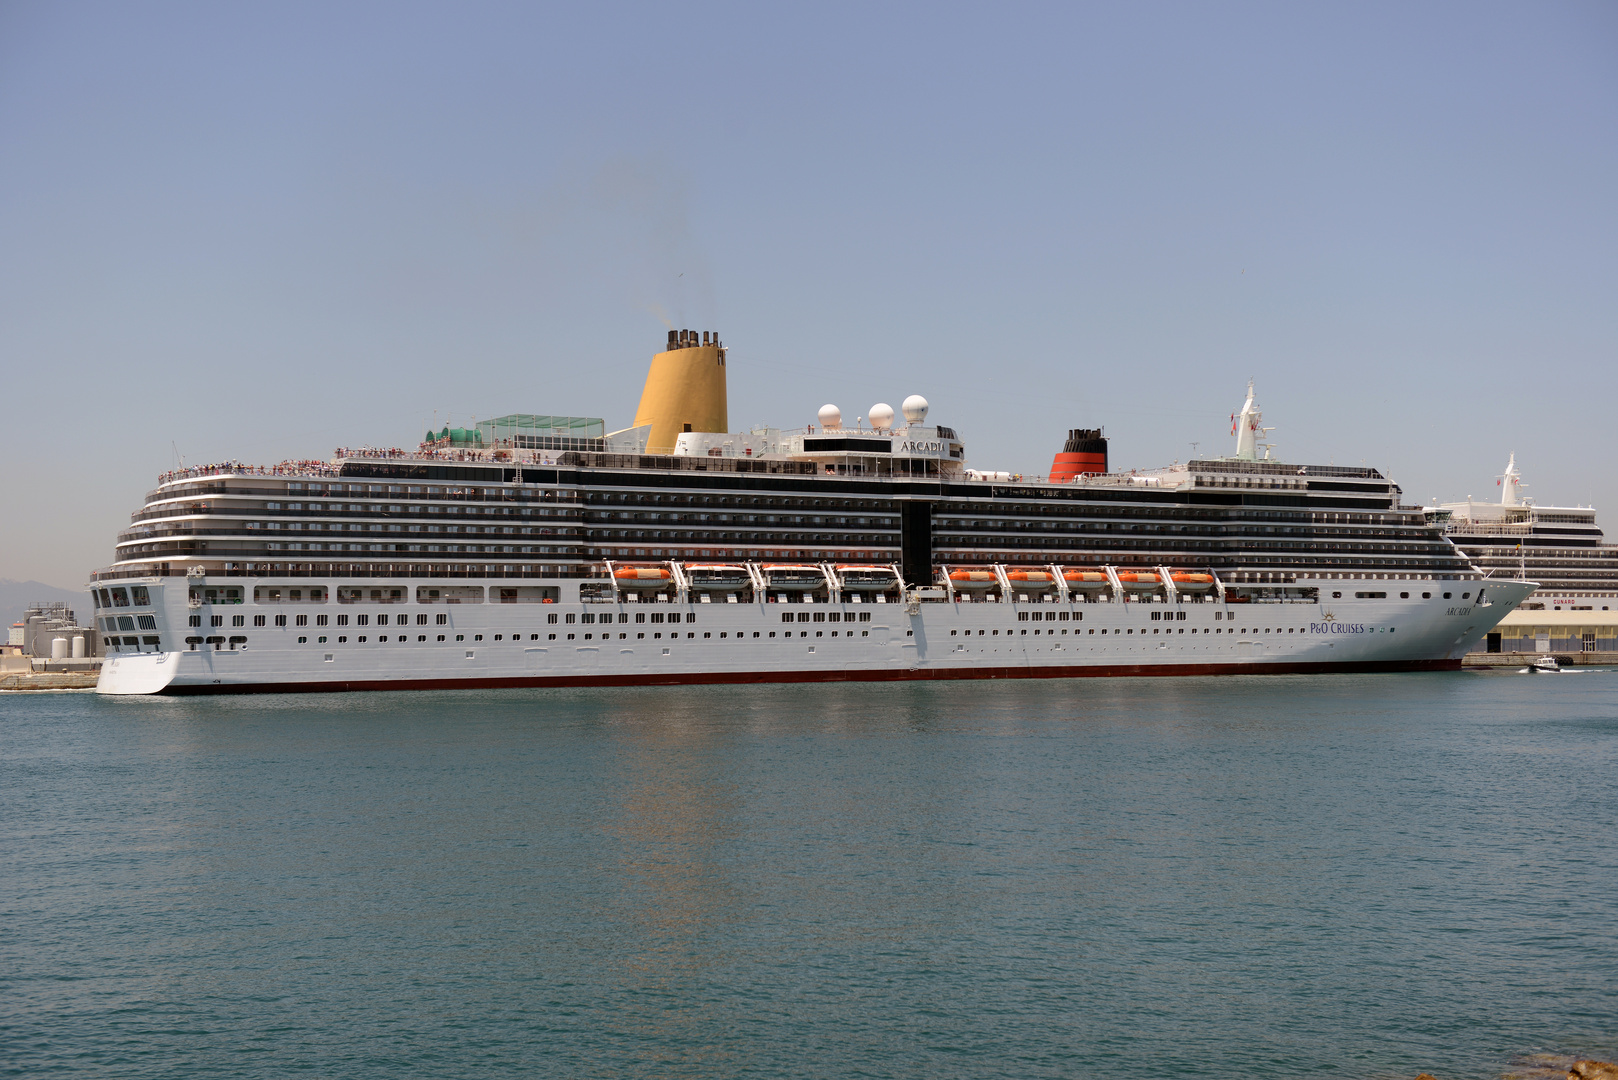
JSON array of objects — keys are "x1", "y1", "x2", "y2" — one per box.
[
  {"x1": 1232, "y1": 380, "x2": 1273, "y2": 461},
  {"x1": 1499, "y1": 452, "x2": 1524, "y2": 507}
]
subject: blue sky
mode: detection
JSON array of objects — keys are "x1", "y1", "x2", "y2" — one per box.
[{"x1": 2, "y1": 1, "x2": 1614, "y2": 587}]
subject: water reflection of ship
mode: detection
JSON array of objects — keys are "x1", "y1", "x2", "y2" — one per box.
[{"x1": 606, "y1": 715, "x2": 744, "y2": 974}]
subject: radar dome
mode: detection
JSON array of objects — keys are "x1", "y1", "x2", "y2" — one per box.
[
  {"x1": 868, "y1": 403, "x2": 895, "y2": 431},
  {"x1": 817, "y1": 404, "x2": 842, "y2": 430},
  {"x1": 901, "y1": 395, "x2": 929, "y2": 423}
]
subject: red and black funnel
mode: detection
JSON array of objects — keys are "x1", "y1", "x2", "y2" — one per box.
[{"x1": 1050, "y1": 428, "x2": 1107, "y2": 482}]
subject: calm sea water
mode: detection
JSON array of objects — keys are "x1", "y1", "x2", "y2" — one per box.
[{"x1": 2, "y1": 671, "x2": 1615, "y2": 1079}]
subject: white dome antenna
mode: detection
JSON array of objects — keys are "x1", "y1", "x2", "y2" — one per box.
[
  {"x1": 901, "y1": 395, "x2": 929, "y2": 424},
  {"x1": 817, "y1": 404, "x2": 842, "y2": 430},
  {"x1": 868, "y1": 403, "x2": 895, "y2": 431}
]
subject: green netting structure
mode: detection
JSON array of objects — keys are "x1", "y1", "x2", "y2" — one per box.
[{"x1": 477, "y1": 415, "x2": 604, "y2": 442}]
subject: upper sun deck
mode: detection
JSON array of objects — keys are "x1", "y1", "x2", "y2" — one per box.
[{"x1": 148, "y1": 447, "x2": 1396, "y2": 501}]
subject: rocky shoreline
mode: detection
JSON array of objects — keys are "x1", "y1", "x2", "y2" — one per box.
[
  {"x1": 1414, "y1": 1057, "x2": 1616, "y2": 1080},
  {"x1": 0, "y1": 670, "x2": 98, "y2": 690}
]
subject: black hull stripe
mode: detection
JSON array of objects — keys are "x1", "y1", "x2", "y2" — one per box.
[{"x1": 158, "y1": 658, "x2": 1461, "y2": 695}]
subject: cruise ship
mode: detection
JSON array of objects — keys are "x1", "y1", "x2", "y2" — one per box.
[
  {"x1": 1427, "y1": 454, "x2": 1617, "y2": 611},
  {"x1": 92, "y1": 330, "x2": 1532, "y2": 694}
]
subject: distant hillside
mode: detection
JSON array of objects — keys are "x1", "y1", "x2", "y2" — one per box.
[{"x1": 0, "y1": 579, "x2": 94, "y2": 628}]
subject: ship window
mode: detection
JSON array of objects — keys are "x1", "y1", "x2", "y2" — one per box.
[
  {"x1": 581, "y1": 613, "x2": 595, "y2": 624},
  {"x1": 112, "y1": 588, "x2": 130, "y2": 606},
  {"x1": 635, "y1": 613, "x2": 645, "y2": 623},
  {"x1": 1422, "y1": 592, "x2": 1431, "y2": 599},
  {"x1": 417, "y1": 613, "x2": 428, "y2": 625},
  {"x1": 274, "y1": 614, "x2": 287, "y2": 627},
  {"x1": 316, "y1": 614, "x2": 328, "y2": 626},
  {"x1": 1400, "y1": 592, "x2": 1409, "y2": 599},
  {"x1": 1332, "y1": 592, "x2": 1341, "y2": 599},
  {"x1": 651, "y1": 613, "x2": 664, "y2": 624},
  {"x1": 1462, "y1": 592, "x2": 1470, "y2": 599},
  {"x1": 686, "y1": 612, "x2": 697, "y2": 623},
  {"x1": 1443, "y1": 592, "x2": 1452, "y2": 599},
  {"x1": 1355, "y1": 592, "x2": 1386, "y2": 599},
  {"x1": 566, "y1": 613, "x2": 576, "y2": 624}
]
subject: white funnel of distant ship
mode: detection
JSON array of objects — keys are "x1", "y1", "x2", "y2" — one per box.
[
  {"x1": 1232, "y1": 380, "x2": 1264, "y2": 460},
  {"x1": 1500, "y1": 452, "x2": 1524, "y2": 507}
]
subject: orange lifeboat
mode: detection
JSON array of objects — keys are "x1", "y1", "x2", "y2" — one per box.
[
  {"x1": 1062, "y1": 569, "x2": 1110, "y2": 592},
  {"x1": 948, "y1": 569, "x2": 998, "y2": 592},
  {"x1": 1169, "y1": 571, "x2": 1215, "y2": 593},
  {"x1": 1114, "y1": 570, "x2": 1162, "y2": 592},
  {"x1": 1005, "y1": 569, "x2": 1055, "y2": 593},
  {"x1": 612, "y1": 565, "x2": 672, "y2": 591}
]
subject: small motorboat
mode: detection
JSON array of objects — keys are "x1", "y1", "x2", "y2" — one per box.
[{"x1": 1528, "y1": 655, "x2": 1562, "y2": 673}]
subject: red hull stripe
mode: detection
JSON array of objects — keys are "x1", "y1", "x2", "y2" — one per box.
[{"x1": 159, "y1": 658, "x2": 1461, "y2": 695}]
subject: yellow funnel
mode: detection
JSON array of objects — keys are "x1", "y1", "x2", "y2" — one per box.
[{"x1": 633, "y1": 331, "x2": 728, "y2": 454}]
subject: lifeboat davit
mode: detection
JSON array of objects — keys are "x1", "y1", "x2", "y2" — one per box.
[
  {"x1": 1169, "y1": 572, "x2": 1215, "y2": 593},
  {"x1": 613, "y1": 566, "x2": 672, "y2": 591},
  {"x1": 761, "y1": 564, "x2": 826, "y2": 591},
  {"x1": 1114, "y1": 571, "x2": 1162, "y2": 592},
  {"x1": 684, "y1": 564, "x2": 751, "y2": 592},
  {"x1": 948, "y1": 569, "x2": 998, "y2": 592},
  {"x1": 1005, "y1": 569, "x2": 1055, "y2": 592},
  {"x1": 1062, "y1": 569, "x2": 1110, "y2": 592}
]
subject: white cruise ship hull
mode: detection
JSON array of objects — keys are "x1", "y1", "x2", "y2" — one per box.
[{"x1": 97, "y1": 577, "x2": 1535, "y2": 695}]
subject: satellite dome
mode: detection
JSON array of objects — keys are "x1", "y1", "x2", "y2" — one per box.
[
  {"x1": 817, "y1": 404, "x2": 842, "y2": 430},
  {"x1": 868, "y1": 403, "x2": 895, "y2": 431},
  {"x1": 901, "y1": 395, "x2": 929, "y2": 423}
]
